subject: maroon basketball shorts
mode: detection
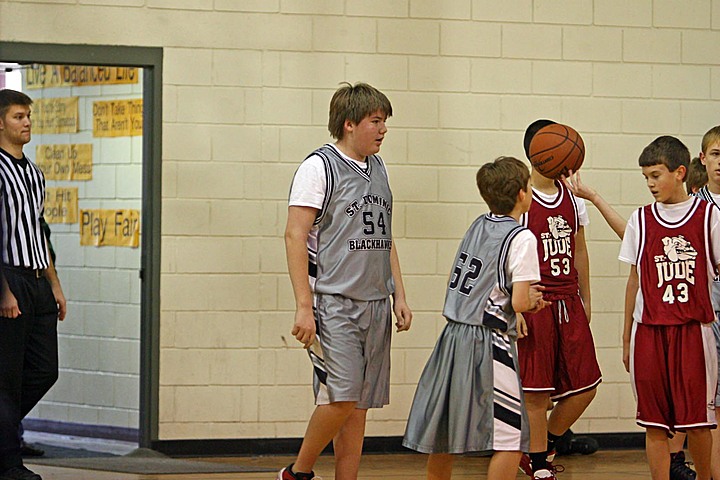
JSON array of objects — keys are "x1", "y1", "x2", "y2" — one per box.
[
  {"x1": 517, "y1": 293, "x2": 602, "y2": 400},
  {"x1": 630, "y1": 321, "x2": 717, "y2": 432}
]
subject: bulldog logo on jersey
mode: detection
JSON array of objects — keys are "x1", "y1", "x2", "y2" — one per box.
[
  {"x1": 655, "y1": 235, "x2": 697, "y2": 289},
  {"x1": 548, "y1": 216, "x2": 572, "y2": 239},
  {"x1": 662, "y1": 235, "x2": 698, "y2": 262},
  {"x1": 540, "y1": 215, "x2": 572, "y2": 262}
]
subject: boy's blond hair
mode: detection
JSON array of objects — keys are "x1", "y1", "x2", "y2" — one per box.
[
  {"x1": 701, "y1": 126, "x2": 720, "y2": 154},
  {"x1": 639, "y1": 136, "x2": 690, "y2": 179},
  {"x1": 476, "y1": 156, "x2": 530, "y2": 215},
  {"x1": 686, "y1": 156, "x2": 708, "y2": 194},
  {"x1": 328, "y1": 82, "x2": 392, "y2": 140}
]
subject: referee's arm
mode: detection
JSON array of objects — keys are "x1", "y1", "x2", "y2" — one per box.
[
  {"x1": 43, "y1": 237, "x2": 66, "y2": 321},
  {"x1": 0, "y1": 265, "x2": 20, "y2": 318}
]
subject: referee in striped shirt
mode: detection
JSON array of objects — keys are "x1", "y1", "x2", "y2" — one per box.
[{"x1": 0, "y1": 89, "x2": 66, "y2": 480}]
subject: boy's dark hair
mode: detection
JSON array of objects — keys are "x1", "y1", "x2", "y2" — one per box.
[
  {"x1": 0, "y1": 89, "x2": 33, "y2": 119},
  {"x1": 523, "y1": 119, "x2": 556, "y2": 160},
  {"x1": 477, "y1": 156, "x2": 530, "y2": 215},
  {"x1": 638, "y1": 136, "x2": 690, "y2": 178},
  {"x1": 328, "y1": 82, "x2": 392, "y2": 141},
  {"x1": 686, "y1": 156, "x2": 708, "y2": 194},
  {"x1": 701, "y1": 125, "x2": 720, "y2": 154}
]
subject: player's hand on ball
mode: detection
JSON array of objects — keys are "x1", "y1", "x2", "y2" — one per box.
[
  {"x1": 393, "y1": 299, "x2": 412, "y2": 332},
  {"x1": 292, "y1": 306, "x2": 316, "y2": 348},
  {"x1": 561, "y1": 170, "x2": 596, "y2": 202}
]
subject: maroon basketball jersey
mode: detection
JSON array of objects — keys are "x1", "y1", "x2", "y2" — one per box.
[
  {"x1": 521, "y1": 181, "x2": 579, "y2": 295},
  {"x1": 636, "y1": 198, "x2": 716, "y2": 326}
]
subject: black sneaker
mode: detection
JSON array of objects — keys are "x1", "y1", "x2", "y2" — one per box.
[
  {"x1": 19, "y1": 441, "x2": 45, "y2": 457},
  {"x1": 554, "y1": 429, "x2": 574, "y2": 455},
  {"x1": 0, "y1": 465, "x2": 42, "y2": 480},
  {"x1": 669, "y1": 451, "x2": 696, "y2": 480},
  {"x1": 569, "y1": 435, "x2": 599, "y2": 455}
]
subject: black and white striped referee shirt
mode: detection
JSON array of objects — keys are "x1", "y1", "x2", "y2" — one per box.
[{"x1": 0, "y1": 147, "x2": 49, "y2": 269}]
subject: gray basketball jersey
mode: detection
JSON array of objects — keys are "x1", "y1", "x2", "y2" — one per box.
[
  {"x1": 299, "y1": 144, "x2": 394, "y2": 301},
  {"x1": 442, "y1": 214, "x2": 526, "y2": 335},
  {"x1": 696, "y1": 186, "x2": 720, "y2": 311}
]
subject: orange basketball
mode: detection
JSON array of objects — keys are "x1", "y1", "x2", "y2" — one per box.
[{"x1": 528, "y1": 123, "x2": 585, "y2": 179}]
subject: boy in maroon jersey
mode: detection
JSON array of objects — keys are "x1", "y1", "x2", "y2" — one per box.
[
  {"x1": 517, "y1": 120, "x2": 602, "y2": 480},
  {"x1": 619, "y1": 136, "x2": 720, "y2": 480}
]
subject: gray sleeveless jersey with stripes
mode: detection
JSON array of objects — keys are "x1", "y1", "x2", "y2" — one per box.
[
  {"x1": 443, "y1": 214, "x2": 527, "y2": 336},
  {"x1": 695, "y1": 186, "x2": 720, "y2": 310},
  {"x1": 403, "y1": 214, "x2": 530, "y2": 454},
  {"x1": 301, "y1": 145, "x2": 394, "y2": 301}
]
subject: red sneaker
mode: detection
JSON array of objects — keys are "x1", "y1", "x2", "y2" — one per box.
[
  {"x1": 276, "y1": 465, "x2": 322, "y2": 480},
  {"x1": 519, "y1": 453, "x2": 533, "y2": 476},
  {"x1": 519, "y1": 452, "x2": 564, "y2": 477}
]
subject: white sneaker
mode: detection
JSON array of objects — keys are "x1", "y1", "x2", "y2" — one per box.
[{"x1": 533, "y1": 469, "x2": 557, "y2": 479}]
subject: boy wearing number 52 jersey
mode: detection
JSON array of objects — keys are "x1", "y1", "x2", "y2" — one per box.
[
  {"x1": 403, "y1": 156, "x2": 549, "y2": 480},
  {"x1": 620, "y1": 136, "x2": 720, "y2": 480},
  {"x1": 280, "y1": 82, "x2": 412, "y2": 480}
]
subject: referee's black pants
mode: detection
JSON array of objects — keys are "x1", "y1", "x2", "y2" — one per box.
[{"x1": 0, "y1": 267, "x2": 58, "y2": 470}]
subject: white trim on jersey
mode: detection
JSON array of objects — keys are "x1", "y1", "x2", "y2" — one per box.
[
  {"x1": 650, "y1": 197, "x2": 702, "y2": 228},
  {"x1": 527, "y1": 182, "x2": 587, "y2": 230},
  {"x1": 634, "y1": 209, "x2": 647, "y2": 323}
]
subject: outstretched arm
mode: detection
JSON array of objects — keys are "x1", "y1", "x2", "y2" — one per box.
[{"x1": 563, "y1": 171, "x2": 627, "y2": 239}]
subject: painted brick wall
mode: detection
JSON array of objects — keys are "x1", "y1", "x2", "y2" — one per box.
[
  {"x1": 2, "y1": 0, "x2": 719, "y2": 440},
  {"x1": 17, "y1": 77, "x2": 143, "y2": 428}
]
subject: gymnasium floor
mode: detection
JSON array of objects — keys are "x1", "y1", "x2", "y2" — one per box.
[{"x1": 21, "y1": 432, "x2": 653, "y2": 479}]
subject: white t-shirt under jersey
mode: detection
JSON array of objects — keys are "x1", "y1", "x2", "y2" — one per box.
[
  {"x1": 619, "y1": 197, "x2": 720, "y2": 265},
  {"x1": 505, "y1": 226, "x2": 541, "y2": 285},
  {"x1": 289, "y1": 144, "x2": 382, "y2": 209}
]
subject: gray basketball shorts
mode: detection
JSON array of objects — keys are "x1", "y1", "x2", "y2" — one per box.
[{"x1": 311, "y1": 293, "x2": 392, "y2": 409}]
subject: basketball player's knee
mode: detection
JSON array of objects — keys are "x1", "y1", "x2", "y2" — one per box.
[
  {"x1": 524, "y1": 392, "x2": 551, "y2": 411},
  {"x1": 580, "y1": 387, "x2": 597, "y2": 405},
  {"x1": 687, "y1": 428, "x2": 712, "y2": 442},
  {"x1": 331, "y1": 400, "x2": 358, "y2": 415}
]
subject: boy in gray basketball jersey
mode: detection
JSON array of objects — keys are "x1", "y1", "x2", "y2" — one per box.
[
  {"x1": 279, "y1": 82, "x2": 412, "y2": 480},
  {"x1": 403, "y1": 157, "x2": 549, "y2": 480}
]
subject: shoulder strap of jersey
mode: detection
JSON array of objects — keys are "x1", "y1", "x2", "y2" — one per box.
[
  {"x1": 370, "y1": 154, "x2": 388, "y2": 182},
  {"x1": 311, "y1": 146, "x2": 336, "y2": 226},
  {"x1": 702, "y1": 200, "x2": 720, "y2": 271},
  {"x1": 497, "y1": 224, "x2": 528, "y2": 296},
  {"x1": 636, "y1": 206, "x2": 648, "y2": 265}
]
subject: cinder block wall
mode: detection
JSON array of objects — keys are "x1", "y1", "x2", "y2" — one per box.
[
  {"x1": 2, "y1": 0, "x2": 719, "y2": 440},
  {"x1": 24, "y1": 80, "x2": 144, "y2": 430}
]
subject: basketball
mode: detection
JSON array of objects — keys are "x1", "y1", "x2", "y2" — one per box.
[{"x1": 528, "y1": 123, "x2": 585, "y2": 179}]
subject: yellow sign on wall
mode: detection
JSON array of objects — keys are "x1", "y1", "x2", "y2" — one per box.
[
  {"x1": 44, "y1": 187, "x2": 78, "y2": 224},
  {"x1": 93, "y1": 99, "x2": 143, "y2": 137},
  {"x1": 80, "y1": 209, "x2": 140, "y2": 247},
  {"x1": 33, "y1": 97, "x2": 79, "y2": 134},
  {"x1": 25, "y1": 65, "x2": 139, "y2": 89},
  {"x1": 36, "y1": 144, "x2": 93, "y2": 181}
]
